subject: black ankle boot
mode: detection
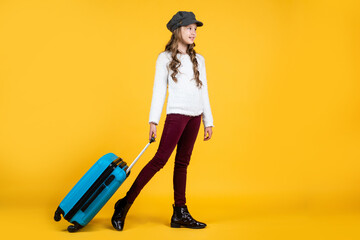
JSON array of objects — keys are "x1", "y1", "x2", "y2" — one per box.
[
  {"x1": 170, "y1": 204, "x2": 207, "y2": 229},
  {"x1": 111, "y1": 197, "x2": 132, "y2": 231}
]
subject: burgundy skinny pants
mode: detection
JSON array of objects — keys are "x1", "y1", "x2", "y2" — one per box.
[{"x1": 125, "y1": 113, "x2": 202, "y2": 206}]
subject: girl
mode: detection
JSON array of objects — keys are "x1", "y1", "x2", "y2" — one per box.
[{"x1": 111, "y1": 11, "x2": 214, "y2": 230}]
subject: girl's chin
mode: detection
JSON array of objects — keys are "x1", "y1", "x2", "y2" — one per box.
[{"x1": 181, "y1": 40, "x2": 194, "y2": 45}]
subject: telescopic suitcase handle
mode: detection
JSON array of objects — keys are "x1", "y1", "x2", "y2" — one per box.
[{"x1": 126, "y1": 137, "x2": 155, "y2": 174}]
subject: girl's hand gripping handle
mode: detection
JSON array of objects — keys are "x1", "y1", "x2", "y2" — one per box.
[{"x1": 149, "y1": 122, "x2": 157, "y2": 142}]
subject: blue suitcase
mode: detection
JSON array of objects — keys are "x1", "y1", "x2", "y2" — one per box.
[{"x1": 54, "y1": 138, "x2": 155, "y2": 232}]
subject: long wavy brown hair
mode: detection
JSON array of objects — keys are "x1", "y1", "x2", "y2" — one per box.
[{"x1": 164, "y1": 27, "x2": 203, "y2": 88}]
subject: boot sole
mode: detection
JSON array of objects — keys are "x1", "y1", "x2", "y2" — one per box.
[{"x1": 171, "y1": 222, "x2": 206, "y2": 229}]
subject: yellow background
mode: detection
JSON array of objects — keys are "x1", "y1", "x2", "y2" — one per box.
[{"x1": 0, "y1": 0, "x2": 359, "y2": 239}]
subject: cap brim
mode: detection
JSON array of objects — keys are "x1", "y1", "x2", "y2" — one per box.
[{"x1": 181, "y1": 19, "x2": 203, "y2": 27}]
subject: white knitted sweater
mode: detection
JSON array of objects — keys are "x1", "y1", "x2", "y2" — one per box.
[{"x1": 149, "y1": 51, "x2": 214, "y2": 127}]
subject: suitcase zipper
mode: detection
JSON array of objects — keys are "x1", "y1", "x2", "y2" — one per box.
[{"x1": 80, "y1": 185, "x2": 106, "y2": 212}]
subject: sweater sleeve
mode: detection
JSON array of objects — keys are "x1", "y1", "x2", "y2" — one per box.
[
  {"x1": 148, "y1": 52, "x2": 168, "y2": 125},
  {"x1": 200, "y1": 56, "x2": 214, "y2": 127}
]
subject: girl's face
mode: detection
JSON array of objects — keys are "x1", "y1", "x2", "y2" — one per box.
[{"x1": 180, "y1": 23, "x2": 197, "y2": 45}]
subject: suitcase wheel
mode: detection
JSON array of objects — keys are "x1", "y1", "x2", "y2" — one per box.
[
  {"x1": 54, "y1": 207, "x2": 64, "y2": 222},
  {"x1": 67, "y1": 222, "x2": 83, "y2": 233}
]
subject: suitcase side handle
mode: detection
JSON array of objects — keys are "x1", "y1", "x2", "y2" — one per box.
[{"x1": 126, "y1": 137, "x2": 155, "y2": 174}]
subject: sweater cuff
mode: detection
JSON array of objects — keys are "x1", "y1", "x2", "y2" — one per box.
[
  {"x1": 203, "y1": 119, "x2": 214, "y2": 128},
  {"x1": 149, "y1": 121, "x2": 158, "y2": 125}
]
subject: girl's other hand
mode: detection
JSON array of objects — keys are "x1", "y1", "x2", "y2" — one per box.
[
  {"x1": 204, "y1": 126, "x2": 213, "y2": 141},
  {"x1": 149, "y1": 122, "x2": 157, "y2": 141}
]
